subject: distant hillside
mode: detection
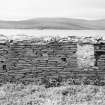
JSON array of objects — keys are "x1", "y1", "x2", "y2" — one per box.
[{"x1": 0, "y1": 18, "x2": 104, "y2": 30}]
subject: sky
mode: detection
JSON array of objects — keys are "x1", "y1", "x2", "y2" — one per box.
[{"x1": 0, "y1": 0, "x2": 105, "y2": 20}]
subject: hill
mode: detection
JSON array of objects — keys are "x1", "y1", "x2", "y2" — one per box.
[{"x1": 0, "y1": 18, "x2": 104, "y2": 30}]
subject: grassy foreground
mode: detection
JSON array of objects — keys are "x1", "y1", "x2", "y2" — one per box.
[{"x1": 0, "y1": 83, "x2": 105, "y2": 105}]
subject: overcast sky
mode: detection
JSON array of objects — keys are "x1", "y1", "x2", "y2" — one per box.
[{"x1": 0, "y1": 0, "x2": 105, "y2": 20}]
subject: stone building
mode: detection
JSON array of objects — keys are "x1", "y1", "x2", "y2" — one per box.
[{"x1": 0, "y1": 36, "x2": 105, "y2": 83}]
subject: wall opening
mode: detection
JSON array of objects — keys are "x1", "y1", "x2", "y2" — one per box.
[{"x1": 94, "y1": 51, "x2": 105, "y2": 66}]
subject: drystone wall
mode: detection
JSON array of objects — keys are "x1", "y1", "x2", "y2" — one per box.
[
  {"x1": 0, "y1": 40, "x2": 78, "y2": 83},
  {"x1": 0, "y1": 36, "x2": 105, "y2": 84}
]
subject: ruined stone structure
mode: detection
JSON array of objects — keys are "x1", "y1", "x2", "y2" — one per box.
[
  {"x1": 0, "y1": 38, "x2": 78, "y2": 83},
  {"x1": 0, "y1": 36, "x2": 104, "y2": 84}
]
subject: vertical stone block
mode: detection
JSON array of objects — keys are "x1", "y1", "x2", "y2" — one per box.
[{"x1": 77, "y1": 43, "x2": 95, "y2": 68}]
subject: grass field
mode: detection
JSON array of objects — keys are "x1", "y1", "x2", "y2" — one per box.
[{"x1": 0, "y1": 83, "x2": 105, "y2": 105}]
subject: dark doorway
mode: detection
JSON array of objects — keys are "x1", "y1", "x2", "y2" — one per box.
[
  {"x1": 94, "y1": 51, "x2": 105, "y2": 66},
  {"x1": 2, "y1": 64, "x2": 7, "y2": 72}
]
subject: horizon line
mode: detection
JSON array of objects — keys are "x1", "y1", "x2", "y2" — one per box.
[{"x1": 0, "y1": 17, "x2": 104, "y2": 21}]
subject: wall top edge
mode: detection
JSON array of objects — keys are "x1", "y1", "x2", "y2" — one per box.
[{"x1": 0, "y1": 34, "x2": 104, "y2": 45}]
